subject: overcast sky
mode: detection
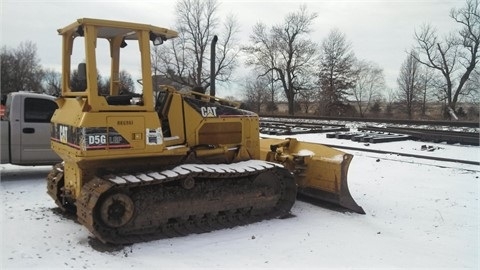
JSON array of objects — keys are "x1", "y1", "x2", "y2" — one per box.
[{"x1": 0, "y1": 0, "x2": 465, "y2": 98}]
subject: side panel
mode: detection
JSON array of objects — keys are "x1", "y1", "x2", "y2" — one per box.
[
  {"x1": 182, "y1": 96, "x2": 259, "y2": 154},
  {"x1": 198, "y1": 122, "x2": 242, "y2": 145},
  {"x1": 0, "y1": 121, "x2": 10, "y2": 163},
  {"x1": 8, "y1": 95, "x2": 22, "y2": 163},
  {"x1": 164, "y1": 93, "x2": 186, "y2": 146},
  {"x1": 106, "y1": 116, "x2": 145, "y2": 150},
  {"x1": 19, "y1": 97, "x2": 60, "y2": 164}
]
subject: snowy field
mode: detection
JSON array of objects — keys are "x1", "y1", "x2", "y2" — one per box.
[{"x1": 1, "y1": 135, "x2": 479, "y2": 269}]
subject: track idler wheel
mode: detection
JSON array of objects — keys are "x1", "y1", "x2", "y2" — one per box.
[{"x1": 99, "y1": 192, "x2": 134, "y2": 228}]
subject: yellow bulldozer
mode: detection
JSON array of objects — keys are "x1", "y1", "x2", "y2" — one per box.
[{"x1": 47, "y1": 18, "x2": 364, "y2": 244}]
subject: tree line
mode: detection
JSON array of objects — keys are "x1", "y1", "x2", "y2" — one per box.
[
  {"x1": 1, "y1": 0, "x2": 478, "y2": 120},
  {"x1": 240, "y1": 0, "x2": 479, "y2": 119},
  {"x1": 0, "y1": 41, "x2": 137, "y2": 98}
]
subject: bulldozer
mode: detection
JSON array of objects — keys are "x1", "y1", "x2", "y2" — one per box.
[{"x1": 47, "y1": 18, "x2": 364, "y2": 244}]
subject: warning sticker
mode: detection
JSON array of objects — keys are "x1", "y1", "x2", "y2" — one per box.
[{"x1": 146, "y1": 128, "x2": 163, "y2": 145}]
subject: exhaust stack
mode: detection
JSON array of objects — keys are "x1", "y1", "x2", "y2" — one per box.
[{"x1": 210, "y1": 35, "x2": 218, "y2": 97}]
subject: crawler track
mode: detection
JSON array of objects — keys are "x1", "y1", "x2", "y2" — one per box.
[{"x1": 71, "y1": 160, "x2": 297, "y2": 244}]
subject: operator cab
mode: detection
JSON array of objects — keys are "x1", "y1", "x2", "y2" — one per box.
[{"x1": 58, "y1": 18, "x2": 178, "y2": 112}]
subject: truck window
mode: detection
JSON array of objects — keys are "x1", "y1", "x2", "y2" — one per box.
[{"x1": 24, "y1": 98, "x2": 58, "y2": 123}]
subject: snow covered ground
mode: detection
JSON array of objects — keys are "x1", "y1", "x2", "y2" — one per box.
[{"x1": 1, "y1": 135, "x2": 479, "y2": 269}]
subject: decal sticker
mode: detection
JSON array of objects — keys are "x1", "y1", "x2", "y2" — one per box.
[
  {"x1": 200, "y1": 106, "x2": 217, "y2": 117},
  {"x1": 184, "y1": 98, "x2": 256, "y2": 117},
  {"x1": 51, "y1": 124, "x2": 81, "y2": 147},
  {"x1": 58, "y1": 124, "x2": 69, "y2": 144},
  {"x1": 146, "y1": 128, "x2": 163, "y2": 145},
  {"x1": 51, "y1": 124, "x2": 131, "y2": 150}
]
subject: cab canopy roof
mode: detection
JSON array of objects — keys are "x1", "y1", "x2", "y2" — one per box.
[{"x1": 57, "y1": 18, "x2": 178, "y2": 41}]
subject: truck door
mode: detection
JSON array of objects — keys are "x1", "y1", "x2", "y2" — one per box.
[{"x1": 20, "y1": 97, "x2": 60, "y2": 164}]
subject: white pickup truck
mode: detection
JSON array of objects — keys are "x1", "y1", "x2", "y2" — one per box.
[{"x1": 1, "y1": 92, "x2": 61, "y2": 165}]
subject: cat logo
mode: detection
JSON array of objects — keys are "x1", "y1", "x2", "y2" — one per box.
[{"x1": 200, "y1": 106, "x2": 218, "y2": 117}]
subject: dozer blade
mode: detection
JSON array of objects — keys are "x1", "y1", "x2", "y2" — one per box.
[{"x1": 260, "y1": 138, "x2": 365, "y2": 214}]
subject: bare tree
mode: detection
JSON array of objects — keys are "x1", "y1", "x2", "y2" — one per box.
[
  {"x1": 296, "y1": 89, "x2": 316, "y2": 114},
  {"x1": 369, "y1": 99, "x2": 382, "y2": 117},
  {"x1": 97, "y1": 72, "x2": 109, "y2": 96},
  {"x1": 351, "y1": 60, "x2": 385, "y2": 117},
  {"x1": 43, "y1": 69, "x2": 61, "y2": 96},
  {"x1": 242, "y1": 75, "x2": 270, "y2": 113},
  {"x1": 99, "y1": 70, "x2": 136, "y2": 95},
  {"x1": 150, "y1": 45, "x2": 163, "y2": 93},
  {"x1": 118, "y1": 70, "x2": 135, "y2": 94},
  {"x1": 0, "y1": 46, "x2": 16, "y2": 93},
  {"x1": 413, "y1": 0, "x2": 479, "y2": 118},
  {"x1": 418, "y1": 67, "x2": 437, "y2": 116},
  {"x1": 262, "y1": 70, "x2": 281, "y2": 113},
  {"x1": 463, "y1": 68, "x2": 480, "y2": 102},
  {"x1": 1, "y1": 41, "x2": 44, "y2": 94},
  {"x1": 397, "y1": 50, "x2": 422, "y2": 119},
  {"x1": 243, "y1": 5, "x2": 319, "y2": 115},
  {"x1": 384, "y1": 87, "x2": 397, "y2": 117},
  {"x1": 151, "y1": 0, "x2": 240, "y2": 93},
  {"x1": 244, "y1": 23, "x2": 279, "y2": 105},
  {"x1": 318, "y1": 29, "x2": 357, "y2": 116}
]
